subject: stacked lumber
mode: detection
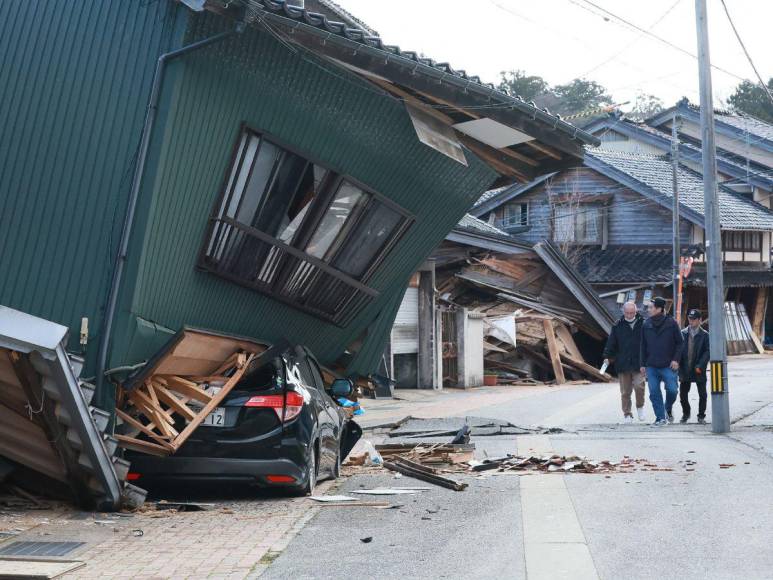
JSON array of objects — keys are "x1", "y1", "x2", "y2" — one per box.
[
  {"x1": 438, "y1": 254, "x2": 611, "y2": 386},
  {"x1": 115, "y1": 329, "x2": 266, "y2": 456}
]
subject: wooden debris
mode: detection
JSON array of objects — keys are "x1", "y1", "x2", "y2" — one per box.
[
  {"x1": 383, "y1": 458, "x2": 468, "y2": 491},
  {"x1": 115, "y1": 329, "x2": 266, "y2": 456}
]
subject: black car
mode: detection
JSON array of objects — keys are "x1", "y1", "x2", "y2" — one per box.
[{"x1": 125, "y1": 342, "x2": 361, "y2": 495}]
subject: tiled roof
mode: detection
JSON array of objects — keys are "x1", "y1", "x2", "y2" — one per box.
[
  {"x1": 473, "y1": 186, "x2": 509, "y2": 208},
  {"x1": 586, "y1": 149, "x2": 773, "y2": 231},
  {"x1": 243, "y1": 0, "x2": 597, "y2": 146},
  {"x1": 575, "y1": 246, "x2": 673, "y2": 284},
  {"x1": 689, "y1": 267, "x2": 773, "y2": 288},
  {"x1": 715, "y1": 111, "x2": 773, "y2": 143},
  {"x1": 456, "y1": 213, "x2": 509, "y2": 236},
  {"x1": 588, "y1": 114, "x2": 773, "y2": 189}
]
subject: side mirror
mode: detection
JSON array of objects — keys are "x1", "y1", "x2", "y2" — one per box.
[{"x1": 330, "y1": 378, "x2": 353, "y2": 398}]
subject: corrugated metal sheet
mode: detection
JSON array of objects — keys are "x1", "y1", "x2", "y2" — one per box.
[
  {"x1": 0, "y1": 0, "x2": 182, "y2": 367},
  {"x1": 113, "y1": 13, "x2": 496, "y2": 374}
]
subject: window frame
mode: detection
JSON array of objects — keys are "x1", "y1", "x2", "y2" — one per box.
[
  {"x1": 198, "y1": 124, "x2": 415, "y2": 321},
  {"x1": 551, "y1": 202, "x2": 604, "y2": 245},
  {"x1": 503, "y1": 202, "x2": 529, "y2": 227},
  {"x1": 722, "y1": 230, "x2": 762, "y2": 252}
]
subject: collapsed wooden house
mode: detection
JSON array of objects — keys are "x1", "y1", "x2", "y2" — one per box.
[{"x1": 387, "y1": 217, "x2": 614, "y2": 388}]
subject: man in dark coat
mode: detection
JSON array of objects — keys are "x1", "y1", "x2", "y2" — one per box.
[
  {"x1": 640, "y1": 297, "x2": 683, "y2": 425},
  {"x1": 603, "y1": 301, "x2": 645, "y2": 423},
  {"x1": 679, "y1": 309, "x2": 710, "y2": 424}
]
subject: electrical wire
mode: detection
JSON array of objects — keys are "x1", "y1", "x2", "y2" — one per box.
[
  {"x1": 718, "y1": 0, "x2": 773, "y2": 106},
  {"x1": 568, "y1": 0, "x2": 746, "y2": 81},
  {"x1": 578, "y1": 0, "x2": 683, "y2": 79}
]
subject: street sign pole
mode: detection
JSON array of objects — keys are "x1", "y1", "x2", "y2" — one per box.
[{"x1": 695, "y1": 0, "x2": 730, "y2": 433}]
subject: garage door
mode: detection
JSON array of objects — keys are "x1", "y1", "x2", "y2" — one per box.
[{"x1": 392, "y1": 287, "x2": 419, "y2": 354}]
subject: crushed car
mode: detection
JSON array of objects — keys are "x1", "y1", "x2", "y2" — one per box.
[{"x1": 117, "y1": 328, "x2": 361, "y2": 495}]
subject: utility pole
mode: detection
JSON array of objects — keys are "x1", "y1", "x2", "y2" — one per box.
[
  {"x1": 695, "y1": 0, "x2": 730, "y2": 433},
  {"x1": 671, "y1": 113, "x2": 681, "y2": 324}
]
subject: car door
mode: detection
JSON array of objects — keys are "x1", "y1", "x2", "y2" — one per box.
[{"x1": 296, "y1": 352, "x2": 337, "y2": 474}]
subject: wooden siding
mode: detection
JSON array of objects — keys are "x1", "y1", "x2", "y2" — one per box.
[{"x1": 491, "y1": 167, "x2": 691, "y2": 246}]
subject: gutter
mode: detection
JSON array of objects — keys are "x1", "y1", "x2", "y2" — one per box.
[{"x1": 96, "y1": 23, "x2": 244, "y2": 400}]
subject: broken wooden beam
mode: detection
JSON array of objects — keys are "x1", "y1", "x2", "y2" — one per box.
[
  {"x1": 559, "y1": 352, "x2": 612, "y2": 382},
  {"x1": 542, "y1": 319, "x2": 566, "y2": 385},
  {"x1": 383, "y1": 459, "x2": 468, "y2": 491}
]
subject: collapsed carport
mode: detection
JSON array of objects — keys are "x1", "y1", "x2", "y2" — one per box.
[{"x1": 0, "y1": 306, "x2": 144, "y2": 511}]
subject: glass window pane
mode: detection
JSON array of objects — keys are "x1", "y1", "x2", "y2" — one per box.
[
  {"x1": 554, "y1": 205, "x2": 574, "y2": 242},
  {"x1": 306, "y1": 181, "x2": 365, "y2": 259},
  {"x1": 333, "y1": 199, "x2": 403, "y2": 278},
  {"x1": 234, "y1": 139, "x2": 279, "y2": 223}
]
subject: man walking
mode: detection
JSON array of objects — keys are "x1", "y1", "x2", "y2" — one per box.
[
  {"x1": 640, "y1": 297, "x2": 683, "y2": 425},
  {"x1": 679, "y1": 309, "x2": 710, "y2": 424},
  {"x1": 603, "y1": 301, "x2": 645, "y2": 423}
]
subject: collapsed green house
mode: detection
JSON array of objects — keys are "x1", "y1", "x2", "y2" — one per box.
[{"x1": 0, "y1": 0, "x2": 597, "y2": 507}]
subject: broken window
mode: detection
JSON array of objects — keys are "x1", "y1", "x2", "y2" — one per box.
[
  {"x1": 553, "y1": 204, "x2": 602, "y2": 244},
  {"x1": 504, "y1": 202, "x2": 528, "y2": 227},
  {"x1": 200, "y1": 127, "x2": 412, "y2": 325}
]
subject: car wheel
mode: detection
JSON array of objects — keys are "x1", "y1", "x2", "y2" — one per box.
[{"x1": 301, "y1": 444, "x2": 317, "y2": 496}]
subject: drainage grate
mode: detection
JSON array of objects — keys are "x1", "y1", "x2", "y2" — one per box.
[{"x1": 0, "y1": 541, "x2": 84, "y2": 557}]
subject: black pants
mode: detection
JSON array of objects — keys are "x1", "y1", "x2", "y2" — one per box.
[{"x1": 679, "y1": 380, "x2": 707, "y2": 419}]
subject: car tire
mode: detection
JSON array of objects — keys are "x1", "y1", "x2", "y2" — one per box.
[{"x1": 301, "y1": 444, "x2": 317, "y2": 496}]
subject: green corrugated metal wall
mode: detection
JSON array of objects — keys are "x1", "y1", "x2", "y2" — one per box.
[
  {"x1": 0, "y1": 0, "x2": 183, "y2": 369},
  {"x1": 112, "y1": 12, "x2": 497, "y2": 374}
]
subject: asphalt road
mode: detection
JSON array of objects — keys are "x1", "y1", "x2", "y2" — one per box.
[{"x1": 263, "y1": 355, "x2": 773, "y2": 580}]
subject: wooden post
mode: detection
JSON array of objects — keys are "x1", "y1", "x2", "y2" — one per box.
[
  {"x1": 751, "y1": 287, "x2": 767, "y2": 341},
  {"x1": 543, "y1": 319, "x2": 566, "y2": 385}
]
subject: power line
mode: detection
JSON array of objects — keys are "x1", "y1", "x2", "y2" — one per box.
[
  {"x1": 578, "y1": 0, "x2": 683, "y2": 79},
  {"x1": 719, "y1": 0, "x2": 773, "y2": 106},
  {"x1": 568, "y1": 0, "x2": 746, "y2": 81}
]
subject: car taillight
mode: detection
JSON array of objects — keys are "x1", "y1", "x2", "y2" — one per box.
[
  {"x1": 244, "y1": 391, "x2": 304, "y2": 421},
  {"x1": 127, "y1": 472, "x2": 142, "y2": 481}
]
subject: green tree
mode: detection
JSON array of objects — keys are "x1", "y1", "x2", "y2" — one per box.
[
  {"x1": 627, "y1": 92, "x2": 665, "y2": 121},
  {"x1": 497, "y1": 70, "x2": 550, "y2": 101},
  {"x1": 727, "y1": 78, "x2": 773, "y2": 123},
  {"x1": 551, "y1": 78, "x2": 613, "y2": 117}
]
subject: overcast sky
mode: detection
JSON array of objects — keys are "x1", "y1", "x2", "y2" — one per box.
[{"x1": 334, "y1": 0, "x2": 772, "y2": 112}]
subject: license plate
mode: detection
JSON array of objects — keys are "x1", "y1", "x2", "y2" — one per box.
[{"x1": 201, "y1": 407, "x2": 226, "y2": 427}]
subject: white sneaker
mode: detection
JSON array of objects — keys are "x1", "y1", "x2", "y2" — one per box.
[
  {"x1": 637, "y1": 407, "x2": 646, "y2": 421},
  {"x1": 623, "y1": 415, "x2": 633, "y2": 424}
]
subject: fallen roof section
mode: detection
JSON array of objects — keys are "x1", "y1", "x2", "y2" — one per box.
[
  {"x1": 0, "y1": 306, "x2": 144, "y2": 511},
  {"x1": 197, "y1": 0, "x2": 599, "y2": 182},
  {"x1": 533, "y1": 241, "x2": 615, "y2": 335}
]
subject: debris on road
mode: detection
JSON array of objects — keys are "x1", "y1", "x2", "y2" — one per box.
[
  {"x1": 309, "y1": 495, "x2": 358, "y2": 502},
  {"x1": 383, "y1": 458, "x2": 469, "y2": 491},
  {"x1": 350, "y1": 488, "x2": 431, "y2": 496},
  {"x1": 360, "y1": 537, "x2": 373, "y2": 543},
  {"x1": 469, "y1": 454, "x2": 679, "y2": 475}
]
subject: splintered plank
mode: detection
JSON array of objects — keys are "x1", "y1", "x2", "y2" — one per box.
[
  {"x1": 128, "y1": 389, "x2": 179, "y2": 439},
  {"x1": 115, "y1": 434, "x2": 171, "y2": 457},
  {"x1": 168, "y1": 354, "x2": 255, "y2": 452},
  {"x1": 542, "y1": 319, "x2": 566, "y2": 385},
  {"x1": 554, "y1": 324, "x2": 583, "y2": 360},
  {"x1": 161, "y1": 376, "x2": 213, "y2": 404},
  {"x1": 152, "y1": 382, "x2": 197, "y2": 422},
  {"x1": 115, "y1": 409, "x2": 174, "y2": 451},
  {"x1": 559, "y1": 352, "x2": 612, "y2": 382}
]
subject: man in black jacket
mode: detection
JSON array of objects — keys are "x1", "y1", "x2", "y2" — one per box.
[
  {"x1": 603, "y1": 301, "x2": 645, "y2": 423},
  {"x1": 679, "y1": 309, "x2": 710, "y2": 424},
  {"x1": 640, "y1": 297, "x2": 683, "y2": 425}
]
